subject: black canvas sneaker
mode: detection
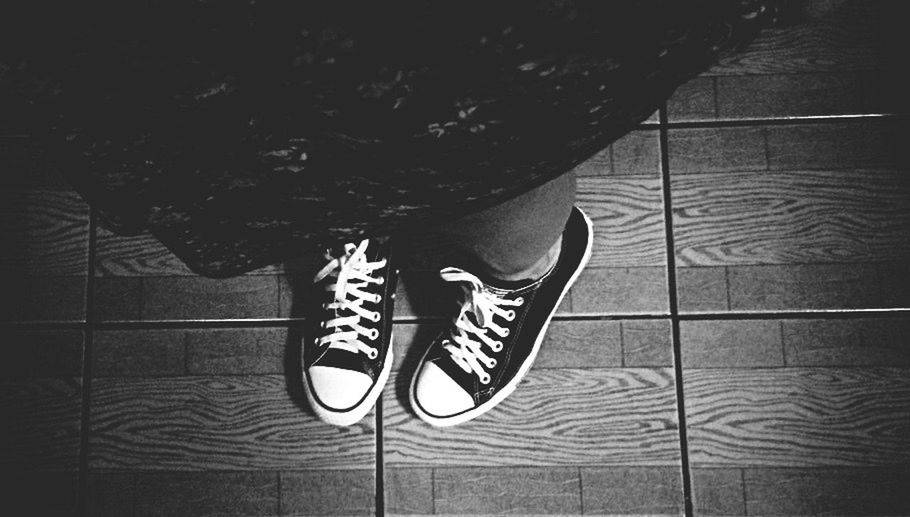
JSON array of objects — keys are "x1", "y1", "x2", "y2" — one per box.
[
  {"x1": 304, "y1": 238, "x2": 397, "y2": 426},
  {"x1": 410, "y1": 206, "x2": 593, "y2": 426}
]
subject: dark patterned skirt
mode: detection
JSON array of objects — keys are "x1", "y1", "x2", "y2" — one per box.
[{"x1": 1, "y1": 0, "x2": 797, "y2": 277}]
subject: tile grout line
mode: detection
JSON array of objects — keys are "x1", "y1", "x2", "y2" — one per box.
[
  {"x1": 3, "y1": 305, "x2": 909, "y2": 333},
  {"x1": 77, "y1": 207, "x2": 99, "y2": 516},
  {"x1": 659, "y1": 104, "x2": 695, "y2": 517}
]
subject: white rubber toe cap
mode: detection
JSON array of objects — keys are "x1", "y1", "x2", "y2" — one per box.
[
  {"x1": 414, "y1": 362, "x2": 475, "y2": 417},
  {"x1": 308, "y1": 366, "x2": 372, "y2": 411}
]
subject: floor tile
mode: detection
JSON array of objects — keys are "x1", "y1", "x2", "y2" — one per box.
[
  {"x1": 743, "y1": 467, "x2": 910, "y2": 516},
  {"x1": 766, "y1": 119, "x2": 901, "y2": 171},
  {"x1": 621, "y1": 320, "x2": 674, "y2": 367},
  {"x1": 672, "y1": 169, "x2": 910, "y2": 267},
  {"x1": 131, "y1": 471, "x2": 278, "y2": 517},
  {"x1": 726, "y1": 264, "x2": 881, "y2": 311},
  {"x1": 691, "y1": 468, "x2": 745, "y2": 516},
  {"x1": 90, "y1": 373, "x2": 375, "y2": 470},
  {"x1": 667, "y1": 127, "x2": 766, "y2": 174},
  {"x1": 0, "y1": 188, "x2": 89, "y2": 322},
  {"x1": 684, "y1": 366, "x2": 910, "y2": 466},
  {"x1": 781, "y1": 317, "x2": 910, "y2": 367},
  {"x1": 676, "y1": 267, "x2": 728, "y2": 313},
  {"x1": 433, "y1": 467, "x2": 581, "y2": 515},
  {"x1": 95, "y1": 275, "x2": 282, "y2": 321},
  {"x1": 706, "y1": 2, "x2": 888, "y2": 76},
  {"x1": 280, "y1": 470, "x2": 375, "y2": 516},
  {"x1": 385, "y1": 467, "x2": 434, "y2": 516},
  {"x1": 581, "y1": 466, "x2": 683, "y2": 515},
  {"x1": 578, "y1": 176, "x2": 667, "y2": 269},
  {"x1": 570, "y1": 268, "x2": 668, "y2": 315},
  {"x1": 384, "y1": 367, "x2": 680, "y2": 467},
  {"x1": 0, "y1": 329, "x2": 83, "y2": 472},
  {"x1": 680, "y1": 320, "x2": 784, "y2": 368}
]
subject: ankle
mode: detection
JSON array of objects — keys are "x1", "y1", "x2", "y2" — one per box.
[{"x1": 487, "y1": 236, "x2": 562, "y2": 282}]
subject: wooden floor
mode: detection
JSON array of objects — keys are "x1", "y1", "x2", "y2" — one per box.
[{"x1": 2, "y1": 3, "x2": 908, "y2": 515}]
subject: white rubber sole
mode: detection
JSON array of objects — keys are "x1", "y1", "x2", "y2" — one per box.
[
  {"x1": 410, "y1": 208, "x2": 594, "y2": 427},
  {"x1": 304, "y1": 334, "x2": 393, "y2": 427}
]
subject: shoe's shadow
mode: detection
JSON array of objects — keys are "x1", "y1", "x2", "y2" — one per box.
[{"x1": 282, "y1": 250, "x2": 323, "y2": 419}]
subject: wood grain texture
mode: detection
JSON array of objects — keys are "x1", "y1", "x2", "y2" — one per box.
[
  {"x1": 570, "y1": 267, "x2": 668, "y2": 315},
  {"x1": 673, "y1": 169, "x2": 910, "y2": 266},
  {"x1": 782, "y1": 317, "x2": 910, "y2": 367},
  {"x1": 676, "y1": 267, "x2": 728, "y2": 313},
  {"x1": 691, "y1": 468, "x2": 745, "y2": 516},
  {"x1": 385, "y1": 368, "x2": 680, "y2": 467},
  {"x1": 90, "y1": 375, "x2": 375, "y2": 470},
  {"x1": 667, "y1": 127, "x2": 766, "y2": 174},
  {"x1": 727, "y1": 264, "x2": 881, "y2": 311},
  {"x1": 621, "y1": 320, "x2": 673, "y2": 367},
  {"x1": 141, "y1": 275, "x2": 280, "y2": 320},
  {"x1": 433, "y1": 467, "x2": 580, "y2": 515},
  {"x1": 93, "y1": 330, "x2": 185, "y2": 377},
  {"x1": 0, "y1": 377, "x2": 82, "y2": 470},
  {"x1": 0, "y1": 189, "x2": 89, "y2": 276},
  {"x1": 706, "y1": 2, "x2": 887, "y2": 76},
  {"x1": 280, "y1": 470, "x2": 374, "y2": 516},
  {"x1": 0, "y1": 329, "x2": 83, "y2": 378},
  {"x1": 95, "y1": 228, "x2": 284, "y2": 277},
  {"x1": 0, "y1": 275, "x2": 87, "y2": 322},
  {"x1": 767, "y1": 120, "x2": 901, "y2": 171},
  {"x1": 680, "y1": 320, "x2": 784, "y2": 368},
  {"x1": 716, "y1": 73, "x2": 864, "y2": 119},
  {"x1": 684, "y1": 367, "x2": 910, "y2": 466},
  {"x1": 577, "y1": 177, "x2": 667, "y2": 268},
  {"x1": 580, "y1": 466, "x2": 682, "y2": 515},
  {"x1": 743, "y1": 467, "x2": 910, "y2": 516},
  {"x1": 385, "y1": 467, "x2": 434, "y2": 515}
]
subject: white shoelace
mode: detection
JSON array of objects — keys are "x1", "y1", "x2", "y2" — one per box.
[
  {"x1": 439, "y1": 267, "x2": 524, "y2": 384},
  {"x1": 312, "y1": 239, "x2": 387, "y2": 359}
]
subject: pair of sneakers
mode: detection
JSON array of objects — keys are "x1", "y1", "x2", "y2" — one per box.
[{"x1": 303, "y1": 206, "x2": 593, "y2": 427}]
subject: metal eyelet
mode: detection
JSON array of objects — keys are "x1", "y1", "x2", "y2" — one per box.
[
  {"x1": 369, "y1": 328, "x2": 380, "y2": 340},
  {"x1": 370, "y1": 311, "x2": 381, "y2": 322},
  {"x1": 505, "y1": 310, "x2": 516, "y2": 321},
  {"x1": 501, "y1": 328, "x2": 510, "y2": 337},
  {"x1": 487, "y1": 358, "x2": 497, "y2": 368},
  {"x1": 515, "y1": 296, "x2": 524, "y2": 305},
  {"x1": 367, "y1": 348, "x2": 379, "y2": 359},
  {"x1": 492, "y1": 341, "x2": 503, "y2": 352},
  {"x1": 376, "y1": 277, "x2": 385, "y2": 285},
  {"x1": 479, "y1": 373, "x2": 491, "y2": 384},
  {"x1": 373, "y1": 295, "x2": 382, "y2": 303}
]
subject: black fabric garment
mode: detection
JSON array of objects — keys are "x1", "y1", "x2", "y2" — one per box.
[{"x1": 1, "y1": 0, "x2": 798, "y2": 277}]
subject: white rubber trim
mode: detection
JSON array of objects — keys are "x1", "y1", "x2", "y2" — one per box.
[
  {"x1": 304, "y1": 333, "x2": 393, "y2": 427},
  {"x1": 410, "y1": 208, "x2": 594, "y2": 427}
]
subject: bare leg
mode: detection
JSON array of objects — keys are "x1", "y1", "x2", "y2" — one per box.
[{"x1": 433, "y1": 171, "x2": 576, "y2": 281}]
